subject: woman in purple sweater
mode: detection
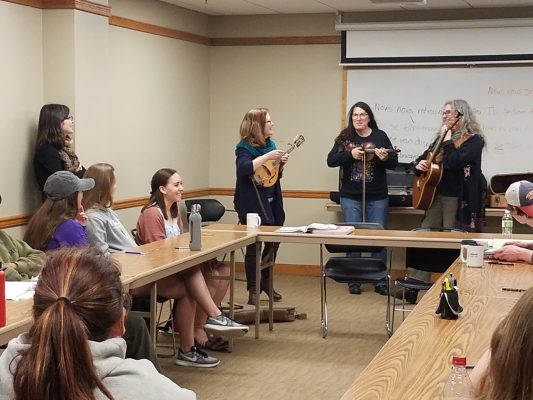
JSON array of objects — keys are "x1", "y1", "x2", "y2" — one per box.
[{"x1": 24, "y1": 171, "x2": 94, "y2": 250}]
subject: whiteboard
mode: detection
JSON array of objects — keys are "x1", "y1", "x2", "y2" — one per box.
[{"x1": 346, "y1": 66, "x2": 533, "y2": 180}]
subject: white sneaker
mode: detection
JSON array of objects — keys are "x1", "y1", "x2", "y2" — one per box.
[{"x1": 204, "y1": 314, "x2": 249, "y2": 336}]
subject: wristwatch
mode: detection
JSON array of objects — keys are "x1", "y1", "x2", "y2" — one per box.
[{"x1": 0, "y1": 261, "x2": 6, "y2": 271}]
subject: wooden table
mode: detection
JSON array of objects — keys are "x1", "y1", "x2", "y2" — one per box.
[
  {"x1": 340, "y1": 259, "x2": 533, "y2": 400},
  {"x1": 204, "y1": 224, "x2": 531, "y2": 338},
  {"x1": 0, "y1": 299, "x2": 33, "y2": 345},
  {"x1": 0, "y1": 230, "x2": 257, "y2": 345}
]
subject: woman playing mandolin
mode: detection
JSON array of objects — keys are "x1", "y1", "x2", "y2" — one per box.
[
  {"x1": 327, "y1": 101, "x2": 398, "y2": 295},
  {"x1": 234, "y1": 108, "x2": 288, "y2": 305}
]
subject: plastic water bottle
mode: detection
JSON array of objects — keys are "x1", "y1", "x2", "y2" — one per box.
[
  {"x1": 189, "y1": 204, "x2": 202, "y2": 251},
  {"x1": 501, "y1": 209, "x2": 513, "y2": 239},
  {"x1": 443, "y1": 356, "x2": 474, "y2": 399}
]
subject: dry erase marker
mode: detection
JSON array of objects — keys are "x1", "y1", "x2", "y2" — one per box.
[{"x1": 124, "y1": 251, "x2": 145, "y2": 255}]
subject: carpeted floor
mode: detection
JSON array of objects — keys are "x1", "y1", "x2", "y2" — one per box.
[{"x1": 157, "y1": 273, "x2": 392, "y2": 400}]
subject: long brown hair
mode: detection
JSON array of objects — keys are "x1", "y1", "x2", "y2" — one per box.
[
  {"x1": 12, "y1": 247, "x2": 125, "y2": 400},
  {"x1": 83, "y1": 163, "x2": 116, "y2": 210},
  {"x1": 142, "y1": 168, "x2": 178, "y2": 220},
  {"x1": 239, "y1": 107, "x2": 269, "y2": 147},
  {"x1": 476, "y1": 287, "x2": 533, "y2": 400},
  {"x1": 23, "y1": 194, "x2": 78, "y2": 251},
  {"x1": 335, "y1": 101, "x2": 378, "y2": 145},
  {"x1": 36, "y1": 104, "x2": 70, "y2": 149}
]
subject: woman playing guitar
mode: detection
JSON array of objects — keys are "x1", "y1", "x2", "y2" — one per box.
[
  {"x1": 406, "y1": 99, "x2": 486, "y2": 303},
  {"x1": 414, "y1": 99, "x2": 485, "y2": 233}
]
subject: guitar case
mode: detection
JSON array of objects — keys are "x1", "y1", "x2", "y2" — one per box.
[{"x1": 489, "y1": 172, "x2": 533, "y2": 208}]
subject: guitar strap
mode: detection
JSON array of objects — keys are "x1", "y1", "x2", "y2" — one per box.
[{"x1": 250, "y1": 176, "x2": 269, "y2": 218}]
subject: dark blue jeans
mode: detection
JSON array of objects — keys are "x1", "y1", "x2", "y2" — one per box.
[{"x1": 340, "y1": 196, "x2": 388, "y2": 286}]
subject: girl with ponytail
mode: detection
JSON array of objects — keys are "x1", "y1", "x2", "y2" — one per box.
[{"x1": 0, "y1": 247, "x2": 196, "y2": 400}]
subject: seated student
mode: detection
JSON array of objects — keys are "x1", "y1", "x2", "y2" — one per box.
[
  {"x1": 0, "y1": 194, "x2": 43, "y2": 280},
  {"x1": 469, "y1": 286, "x2": 533, "y2": 399},
  {"x1": 82, "y1": 163, "x2": 224, "y2": 364},
  {"x1": 492, "y1": 180, "x2": 533, "y2": 264},
  {"x1": 22, "y1": 171, "x2": 161, "y2": 369},
  {"x1": 137, "y1": 168, "x2": 247, "y2": 350},
  {"x1": 0, "y1": 247, "x2": 196, "y2": 400},
  {"x1": 24, "y1": 170, "x2": 94, "y2": 251}
]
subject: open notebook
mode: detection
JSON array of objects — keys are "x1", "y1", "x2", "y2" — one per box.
[{"x1": 275, "y1": 223, "x2": 355, "y2": 235}]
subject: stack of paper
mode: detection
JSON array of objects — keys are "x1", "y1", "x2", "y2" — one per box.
[{"x1": 5, "y1": 281, "x2": 36, "y2": 300}]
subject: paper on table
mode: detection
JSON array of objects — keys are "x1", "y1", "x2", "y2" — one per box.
[
  {"x1": 5, "y1": 281, "x2": 36, "y2": 300},
  {"x1": 275, "y1": 223, "x2": 339, "y2": 233}
]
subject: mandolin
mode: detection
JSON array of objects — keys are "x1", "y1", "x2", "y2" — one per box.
[
  {"x1": 252, "y1": 134, "x2": 305, "y2": 188},
  {"x1": 412, "y1": 111, "x2": 462, "y2": 210}
]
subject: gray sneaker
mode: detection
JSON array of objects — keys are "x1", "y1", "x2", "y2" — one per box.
[
  {"x1": 204, "y1": 314, "x2": 249, "y2": 336},
  {"x1": 175, "y1": 346, "x2": 220, "y2": 368}
]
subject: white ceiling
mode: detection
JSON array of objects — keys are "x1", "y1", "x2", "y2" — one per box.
[{"x1": 160, "y1": 0, "x2": 533, "y2": 16}]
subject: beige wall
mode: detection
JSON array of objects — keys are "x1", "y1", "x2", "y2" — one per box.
[
  {"x1": 0, "y1": 2, "x2": 43, "y2": 216},
  {"x1": 2, "y1": 0, "x2": 526, "y2": 264}
]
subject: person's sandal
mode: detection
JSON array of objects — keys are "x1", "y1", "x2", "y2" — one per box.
[{"x1": 195, "y1": 336, "x2": 229, "y2": 352}]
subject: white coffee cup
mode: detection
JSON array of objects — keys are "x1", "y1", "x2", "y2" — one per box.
[
  {"x1": 460, "y1": 244, "x2": 484, "y2": 268},
  {"x1": 246, "y1": 213, "x2": 261, "y2": 229}
]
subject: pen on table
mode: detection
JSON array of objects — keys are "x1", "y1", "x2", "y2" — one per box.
[
  {"x1": 124, "y1": 250, "x2": 145, "y2": 255},
  {"x1": 176, "y1": 247, "x2": 190, "y2": 250},
  {"x1": 502, "y1": 287, "x2": 527, "y2": 293},
  {"x1": 488, "y1": 261, "x2": 514, "y2": 265}
]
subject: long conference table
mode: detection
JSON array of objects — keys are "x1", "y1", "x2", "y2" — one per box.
[
  {"x1": 2, "y1": 224, "x2": 532, "y2": 399},
  {"x1": 1, "y1": 229, "x2": 257, "y2": 345}
]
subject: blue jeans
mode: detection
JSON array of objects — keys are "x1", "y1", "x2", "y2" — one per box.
[
  {"x1": 340, "y1": 196, "x2": 388, "y2": 285},
  {"x1": 340, "y1": 196, "x2": 389, "y2": 229}
]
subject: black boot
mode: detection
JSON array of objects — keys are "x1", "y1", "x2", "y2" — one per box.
[
  {"x1": 260, "y1": 281, "x2": 282, "y2": 302},
  {"x1": 247, "y1": 287, "x2": 258, "y2": 305}
]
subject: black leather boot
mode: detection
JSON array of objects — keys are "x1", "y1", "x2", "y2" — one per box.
[{"x1": 260, "y1": 284, "x2": 282, "y2": 302}]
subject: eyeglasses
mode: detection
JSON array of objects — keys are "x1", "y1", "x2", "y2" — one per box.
[
  {"x1": 352, "y1": 113, "x2": 368, "y2": 119},
  {"x1": 442, "y1": 110, "x2": 454, "y2": 115},
  {"x1": 265, "y1": 120, "x2": 273, "y2": 125},
  {"x1": 64, "y1": 115, "x2": 74, "y2": 121}
]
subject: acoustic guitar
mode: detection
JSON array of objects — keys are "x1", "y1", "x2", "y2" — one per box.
[
  {"x1": 412, "y1": 111, "x2": 463, "y2": 210},
  {"x1": 252, "y1": 134, "x2": 305, "y2": 188}
]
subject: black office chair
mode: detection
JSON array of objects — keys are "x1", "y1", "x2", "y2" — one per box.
[
  {"x1": 185, "y1": 198, "x2": 225, "y2": 224},
  {"x1": 389, "y1": 227, "x2": 464, "y2": 335},
  {"x1": 320, "y1": 222, "x2": 390, "y2": 338}
]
